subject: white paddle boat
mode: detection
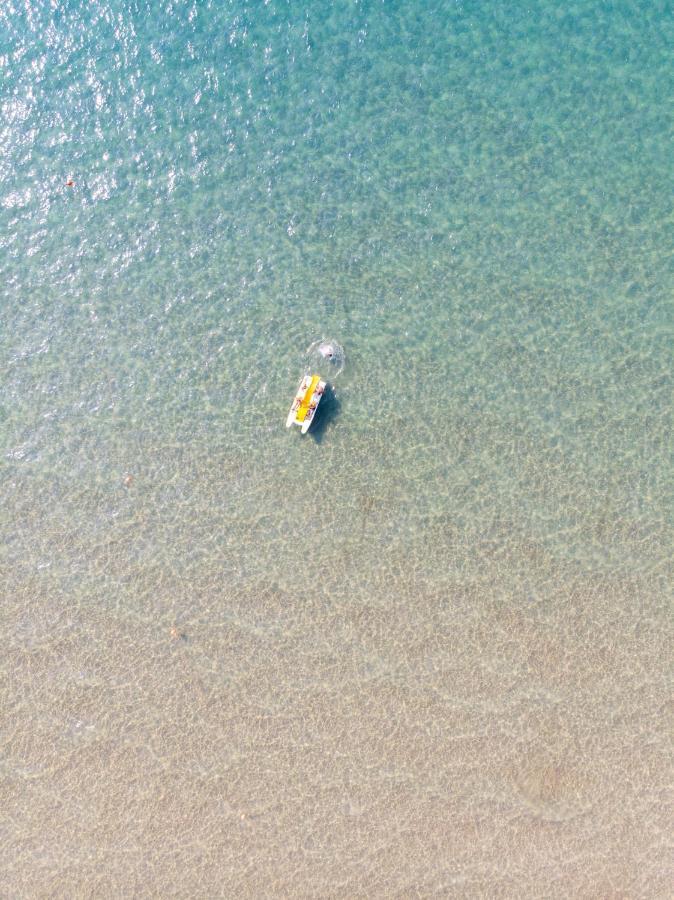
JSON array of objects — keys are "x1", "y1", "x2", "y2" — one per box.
[{"x1": 286, "y1": 374, "x2": 326, "y2": 434}]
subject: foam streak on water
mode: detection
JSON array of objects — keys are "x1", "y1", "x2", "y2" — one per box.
[{"x1": 1, "y1": 1, "x2": 672, "y2": 895}]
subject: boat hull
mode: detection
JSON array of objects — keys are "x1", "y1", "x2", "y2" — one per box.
[{"x1": 286, "y1": 374, "x2": 326, "y2": 433}]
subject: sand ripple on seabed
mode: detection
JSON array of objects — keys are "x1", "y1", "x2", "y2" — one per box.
[{"x1": 1, "y1": 533, "x2": 671, "y2": 898}]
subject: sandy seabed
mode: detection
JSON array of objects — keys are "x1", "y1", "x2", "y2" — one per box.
[{"x1": 3, "y1": 438, "x2": 671, "y2": 898}]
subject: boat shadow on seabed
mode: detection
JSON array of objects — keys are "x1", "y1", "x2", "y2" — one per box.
[{"x1": 308, "y1": 383, "x2": 341, "y2": 443}]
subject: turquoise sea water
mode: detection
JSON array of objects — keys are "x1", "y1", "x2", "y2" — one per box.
[{"x1": 1, "y1": 1, "x2": 672, "y2": 895}]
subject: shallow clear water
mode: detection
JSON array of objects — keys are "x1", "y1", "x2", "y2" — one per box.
[{"x1": 1, "y1": 1, "x2": 672, "y2": 895}]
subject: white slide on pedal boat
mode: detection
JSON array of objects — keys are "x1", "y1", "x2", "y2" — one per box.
[{"x1": 286, "y1": 374, "x2": 326, "y2": 434}]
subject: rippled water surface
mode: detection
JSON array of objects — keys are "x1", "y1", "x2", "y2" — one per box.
[{"x1": 1, "y1": 1, "x2": 672, "y2": 896}]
